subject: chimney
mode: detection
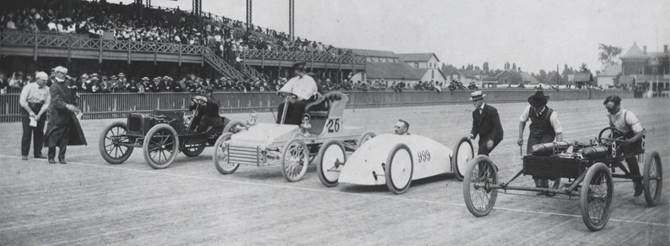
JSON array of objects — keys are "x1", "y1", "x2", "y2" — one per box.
[
  {"x1": 643, "y1": 45, "x2": 647, "y2": 54},
  {"x1": 665, "y1": 45, "x2": 668, "y2": 54}
]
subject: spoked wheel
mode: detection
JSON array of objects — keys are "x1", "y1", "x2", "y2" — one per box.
[
  {"x1": 580, "y1": 162, "x2": 613, "y2": 231},
  {"x1": 643, "y1": 151, "x2": 663, "y2": 206},
  {"x1": 357, "y1": 131, "x2": 376, "y2": 148},
  {"x1": 463, "y1": 155, "x2": 498, "y2": 217},
  {"x1": 385, "y1": 144, "x2": 413, "y2": 194},
  {"x1": 452, "y1": 137, "x2": 474, "y2": 181},
  {"x1": 281, "y1": 138, "x2": 310, "y2": 182},
  {"x1": 99, "y1": 122, "x2": 134, "y2": 164},
  {"x1": 213, "y1": 133, "x2": 238, "y2": 174},
  {"x1": 142, "y1": 124, "x2": 179, "y2": 169},
  {"x1": 181, "y1": 143, "x2": 205, "y2": 157},
  {"x1": 316, "y1": 140, "x2": 346, "y2": 187},
  {"x1": 223, "y1": 120, "x2": 246, "y2": 134}
]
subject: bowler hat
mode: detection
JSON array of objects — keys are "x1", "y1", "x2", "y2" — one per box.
[{"x1": 292, "y1": 61, "x2": 307, "y2": 69}]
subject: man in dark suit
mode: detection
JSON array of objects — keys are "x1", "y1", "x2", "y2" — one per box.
[{"x1": 469, "y1": 91, "x2": 503, "y2": 155}]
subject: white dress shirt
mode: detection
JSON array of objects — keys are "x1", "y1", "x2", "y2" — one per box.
[{"x1": 279, "y1": 74, "x2": 318, "y2": 100}]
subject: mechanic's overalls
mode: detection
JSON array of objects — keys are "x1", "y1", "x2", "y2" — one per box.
[{"x1": 527, "y1": 107, "x2": 555, "y2": 188}]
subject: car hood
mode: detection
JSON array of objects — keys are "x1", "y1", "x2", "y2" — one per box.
[{"x1": 229, "y1": 123, "x2": 300, "y2": 147}]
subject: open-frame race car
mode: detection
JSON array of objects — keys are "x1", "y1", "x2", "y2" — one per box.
[
  {"x1": 462, "y1": 126, "x2": 663, "y2": 231},
  {"x1": 98, "y1": 98, "x2": 246, "y2": 169},
  {"x1": 317, "y1": 133, "x2": 475, "y2": 194},
  {"x1": 212, "y1": 91, "x2": 371, "y2": 182}
]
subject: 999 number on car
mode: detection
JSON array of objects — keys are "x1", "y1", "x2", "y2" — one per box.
[{"x1": 417, "y1": 150, "x2": 431, "y2": 163}]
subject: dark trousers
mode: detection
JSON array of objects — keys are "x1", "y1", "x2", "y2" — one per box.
[
  {"x1": 21, "y1": 104, "x2": 46, "y2": 157},
  {"x1": 47, "y1": 126, "x2": 70, "y2": 161},
  {"x1": 528, "y1": 132, "x2": 556, "y2": 187},
  {"x1": 276, "y1": 100, "x2": 307, "y2": 125},
  {"x1": 477, "y1": 137, "x2": 500, "y2": 156}
]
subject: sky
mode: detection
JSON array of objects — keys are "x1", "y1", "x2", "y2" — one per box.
[{"x1": 145, "y1": 0, "x2": 669, "y2": 73}]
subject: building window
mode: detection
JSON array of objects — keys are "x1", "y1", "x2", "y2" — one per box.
[{"x1": 431, "y1": 70, "x2": 434, "y2": 79}]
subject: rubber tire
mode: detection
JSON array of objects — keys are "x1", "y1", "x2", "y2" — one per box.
[
  {"x1": 385, "y1": 144, "x2": 413, "y2": 194},
  {"x1": 281, "y1": 138, "x2": 310, "y2": 182},
  {"x1": 357, "y1": 131, "x2": 376, "y2": 148},
  {"x1": 579, "y1": 162, "x2": 613, "y2": 232},
  {"x1": 316, "y1": 140, "x2": 346, "y2": 187},
  {"x1": 181, "y1": 143, "x2": 205, "y2": 157},
  {"x1": 224, "y1": 120, "x2": 246, "y2": 133},
  {"x1": 643, "y1": 151, "x2": 663, "y2": 206},
  {"x1": 142, "y1": 123, "x2": 179, "y2": 169},
  {"x1": 99, "y1": 121, "x2": 134, "y2": 164},
  {"x1": 213, "y1": 133, "x2": 238, "y2": 174},
  {"x1": 452, "y1": 137, "x2": 474, "y2": 181},
  {"x1": 463, "y1": 155, "x2": 498, "y2": 217}
]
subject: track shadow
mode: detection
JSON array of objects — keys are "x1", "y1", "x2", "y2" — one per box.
[{"x1": 340, "y1": 173, "x2": 454, "y2": 193}]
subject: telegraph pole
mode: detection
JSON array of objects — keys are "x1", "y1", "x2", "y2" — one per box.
[{"x1": 289, "y1": 0, "x2": 295, "y2": 40}]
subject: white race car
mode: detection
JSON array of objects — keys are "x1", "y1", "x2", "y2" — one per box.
[{"x1": 316, "y1": 132, "x2": 475, "y2": 194}]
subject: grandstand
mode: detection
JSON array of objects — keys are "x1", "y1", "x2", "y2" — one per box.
[{"x1": 0, "y1": 0, "x2": 365, "y2": 93}]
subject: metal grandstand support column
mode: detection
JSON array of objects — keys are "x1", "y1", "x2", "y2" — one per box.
[
  {"x1": 192, "y1": 0, "x2": 202, "y2": 16},
  {"x1": 246, "y1": 0, "x2": 253, "y2": 30},
  {"x1": 289, "y1": 0, "x2": 295, "y2": 40}
]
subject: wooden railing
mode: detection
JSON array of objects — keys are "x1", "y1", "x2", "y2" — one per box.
[{"x1": 238, "y1": 49, "x2": 365, "y2": 65}]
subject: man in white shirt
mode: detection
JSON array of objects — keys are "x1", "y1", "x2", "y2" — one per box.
[
  {"x1": 276, "y1": 61, "x2": 319, "y2": 124},
  {"x1": 518, "y1": 91, "x2": 563, "y2": 194},
  {"x1": 19, "y1": 72, "x2": 50, "y2": 160},
  {"x1": 603, "y1": 95, "x2": 645, "y2": 196}
]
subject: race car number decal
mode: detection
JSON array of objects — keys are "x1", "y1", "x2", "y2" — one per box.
[
  {"x1": 417, "y1": 150, "x2": 431, "y2": 163},
  {"x1": 326, "y1": 118, "x2": 341, "y2": 133}
]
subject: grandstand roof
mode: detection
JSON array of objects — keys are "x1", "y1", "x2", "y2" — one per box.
[
  {"x1": 365, "y1": 62, "x2": 423, "y2": 80},
  {"x1": 397, "y1": 53, "x2": 440, "y2": 62},
  {"x1": 350, "y1": 49, "x2": 399, "y2": 58}
]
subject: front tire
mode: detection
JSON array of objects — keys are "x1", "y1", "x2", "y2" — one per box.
[
  {"x1": 142, "y1": 124, "x2": 179, "y2": 169},
  {"x1": 463, "y1": 155, "x2": 498, "y2": 217},
  {"x1": 580, "y1": 162, "x2": 613, "y2": 232},
  {"x1": 281, "y1": 138, "x2": 310, "y2": 182},
  {"x1": 213, "y1": 133, "x2": 238, "y2": 174},
  {"x1": 99, "y1": 122, "x2": 134, "y2": 164},
  {"x1": 643, "y1": 151, "x2": 663, "y2": 206},
  {"x1": 385, "y1": 144, "x2": 413, "y2": 194},
  {"x1": 357, "y1": 131, "x2": 376, "y2": 148},
  {"x1": 452, "y1": 137, "x2": 474, "y2": 181},
  {"x1": 316, "y1": 140, "x2": 346, "y2": 187}
]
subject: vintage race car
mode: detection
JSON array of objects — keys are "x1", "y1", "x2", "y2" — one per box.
[{"x1": 317, "y1": 132, "x2": 474, "y2": 194}]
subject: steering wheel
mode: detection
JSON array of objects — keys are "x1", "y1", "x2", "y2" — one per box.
[{"x1": 597, "y1": 126, "x2": 624, "y2": 145}]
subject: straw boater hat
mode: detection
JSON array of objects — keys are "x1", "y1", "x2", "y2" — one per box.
[
  {"x1": 470, "y1": 90, "x2": 485, "y2": 101},
  {"x1": 528, "y1": 90, "x2": 549, "y2": 107}
]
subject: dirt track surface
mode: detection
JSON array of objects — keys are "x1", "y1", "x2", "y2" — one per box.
[{"x1": 1, "y1": 98, "x2": 669, "y2": 245}]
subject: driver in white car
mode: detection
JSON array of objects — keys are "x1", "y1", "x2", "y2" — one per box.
[
  {"x1": 276, "y1": 61, "x2": 319, "y2": 125},
  {"x1": 394, "y1": 119, "x2": 410, "y2": 135}
]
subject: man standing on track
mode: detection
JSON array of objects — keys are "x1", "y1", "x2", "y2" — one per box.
[
  {"x1": 19, "y1": 71, "x2": 50, "y2": 160},
  {"x1": 43, "y1": 66, "x2": 87, "y2": 164},
  {"x1": 603, "y1": 95, "x2": 645, "y2": 196},
  {"x1": 276, "y1": 61, "x2": 319, "y2": 125},
  {"x1": 517, "y1": 90, "x2": 563, "y2": 192},
  {"x1": 469, "y1": 90, "x2": 503, "y2": 155}
]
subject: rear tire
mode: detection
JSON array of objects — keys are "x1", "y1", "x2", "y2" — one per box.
[
  {"x1": 143, "y1": 124, "x2": 179, "y2": 169},
  {"x1": 316, "y1": 140, "x2": 346, "y2": 187},
  {"x1": 452, "y1": 137, "x2": 474, "y2": 181},
  {"x1": 463, "y1": 155, "x2": 498, "y2": 217},
  {"x1": 385, "y1": 144, "x2": 413, "y2": 194},
  {"x1": 643, "y1": 151, "x2": 663, "y2": 206},
  {"x1": 580, "y1": 162, "x2": 613, "y2": 231}
]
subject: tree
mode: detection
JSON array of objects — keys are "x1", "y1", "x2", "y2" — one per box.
[
  {"x1": 598, "y1": 43, "x2": 622, "y2": 67},
  {"x1": 483, "y1": 62, "x2": 489, "y2": 73}
]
